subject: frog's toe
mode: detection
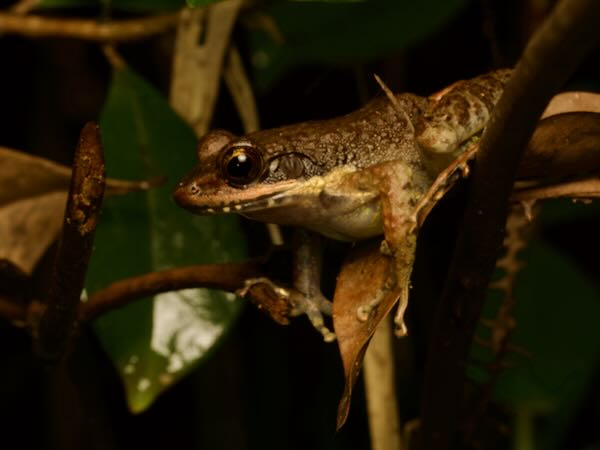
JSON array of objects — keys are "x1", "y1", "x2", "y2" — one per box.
[
  {"x1": 289, "y1": 290, "x2": 336, "y2": 342},
  {"x1": 356, "y1": 291, "x2": 385, "y2": 322}
]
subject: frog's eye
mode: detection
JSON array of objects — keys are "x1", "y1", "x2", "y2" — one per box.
[{"x1": 220, "y1": 145, "x2": 263, "y2": 187}]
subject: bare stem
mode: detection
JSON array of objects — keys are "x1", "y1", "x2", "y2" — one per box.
[
  {"x1": 0, "y1": 11, "x2": 180, "y2": 42},
  {"x1": 363, "y1": 317, "x2": 403, "y2": 450},
  {"x1": 35, "y1": 123, "x2": 105, "y2": 361}
]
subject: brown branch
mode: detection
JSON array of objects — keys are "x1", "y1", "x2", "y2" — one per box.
[
  {"x1": 0, "y1": 261, "x2": 265, "y2": 326},
  {"x1": 417, "y1": 0, "x2": 600, "y2": 449},
  {"x1": 80, "y1": 261, "x2": 262, "y2": 322},
  {"x1": 101, "y1": 44, "x2": 127, "y2": 69},
  {"x1": 35, "y1": 123, "x2": 105, "y2": 361},
  {"x1": 0, "y1": 11, "x2": 180, "y2": 42}
]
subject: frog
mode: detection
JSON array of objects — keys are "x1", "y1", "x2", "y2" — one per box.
[{"x1": 173, "y1": 69, "x2": 512, "y2": 341}]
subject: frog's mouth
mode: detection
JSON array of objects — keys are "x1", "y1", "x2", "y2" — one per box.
[{"x1": 172, "y1": 178, "x2": 308, "y2": 215}]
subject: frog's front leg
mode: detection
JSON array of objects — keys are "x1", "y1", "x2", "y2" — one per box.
[
  {"x1": 288, "y1": 229, "x2": 336, "y2": 341},
  {"x1": 240, "y1": 230, "x2": 335, "y2": 342}
]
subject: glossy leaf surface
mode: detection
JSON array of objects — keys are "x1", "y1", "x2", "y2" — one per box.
[{"x1": 87, "y1": 68, "x2": 246, "y2": 412}]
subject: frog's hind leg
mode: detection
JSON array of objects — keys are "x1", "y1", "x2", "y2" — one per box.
[
  {"x1": 350, "y1": 161, "x2": 420, "y2": 337},
  {"x1": 288, "y1": 229, "x2": 336, "y2": 342}
]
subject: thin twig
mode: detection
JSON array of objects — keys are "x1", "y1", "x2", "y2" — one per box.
[
  {"x1": 35, "y1": 123, "x2": 105, "y2": 361},
  {"x1": 0, "y1": 11, "x2": 180, "y2": 42},
  {"x1": 418, "y1": 0, "x2": 600, "y2": 449},
  {"x1": 101, "y1": 44, "x2": 127, "y2": 69},
  {"x1": 80, "y1": 261, "x2": 262, "y2": 322},
  {"x1": 223, "y1": 44, "x2": 260, "y2": 133}
]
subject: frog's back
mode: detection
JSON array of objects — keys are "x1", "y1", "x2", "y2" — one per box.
[{"x1": 246, "y1": 93, "x2": 430, "y2": 178}]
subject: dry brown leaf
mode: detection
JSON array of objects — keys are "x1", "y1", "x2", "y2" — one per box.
[
  {"x1": 0, "y1": 146, "x2": 157, "y2": 203},
  {"x1": 333, "y1": 241, "x2": 402, "y2": 430},
  {"x1": 0, "y1": 147, "x2": 156, "y2": 275},
  {"x1": 520, "y1": 112, "x2": 600, "y2": 178},
  {"x1": 0, "y1": 146, "x2": 74, "y2": 207},
  {"x1": 543, "y1": 91, "x2": 600, "y2": 118},
  {"x1": 0, "y1": 191, "x2": 67, "y2": 275}
]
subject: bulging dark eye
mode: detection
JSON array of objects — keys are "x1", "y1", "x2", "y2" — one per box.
[{"x1": 220, "y1": 144, "x2": 263, "y2": 186}]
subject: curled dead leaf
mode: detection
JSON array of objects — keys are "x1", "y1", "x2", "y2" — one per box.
[
  {"x1": 520, "y1": 112, "x2": 600, "y2": 178},
  {"x1": 0, "y1": 191, "x2": 67, "y2": 275},
  {"x1": 333, "y1": 241, "x2": 402, "y2": 430},
  {"x1": 543, "y1": 91, "x2": 600, "y2": 118},
  {"x1": 0, "y1": 146, "x2": 160, "y2": 275}
]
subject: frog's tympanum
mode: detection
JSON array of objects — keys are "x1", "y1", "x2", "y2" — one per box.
[{"x1": 173, "y1": 70, "x2": 512, "y2": 341}]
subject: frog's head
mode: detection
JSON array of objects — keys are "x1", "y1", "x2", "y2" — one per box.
[
  {"x1": 173, "y1": 129, "x2": 329, "y2": 223},
  {"x1": 173, "y1": 129, "x2": 383, "y2": 240}
]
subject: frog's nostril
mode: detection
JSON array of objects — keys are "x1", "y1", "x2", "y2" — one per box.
[{"x1": 172, "y1": 182, "x2": 194, "y2": 208}]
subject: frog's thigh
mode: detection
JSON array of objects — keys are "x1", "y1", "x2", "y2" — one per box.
[{"x1": 363, "y1": 162, "x2": 419, "y2": 336}]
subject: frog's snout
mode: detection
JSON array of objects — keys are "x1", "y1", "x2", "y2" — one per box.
[{"x1": 172, "y1": 179, "x2": 199, "y2": 209}]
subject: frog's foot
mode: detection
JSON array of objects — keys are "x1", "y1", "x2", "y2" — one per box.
[
  {"x1": 289, "y1": 290, "x2": 336, "y2": 342},
  {"x1": 356, "y1": 285, "x2": 409, "y2": 337},
  {"x1": 356, "y1": 295, "x2": 384, "y2": 322},
  {"x1": 356, "y1": 240, "x2": 409, "y2": 333},
  {"x1": 241, "y1": 277, "x2": 335, "y2": 342},
  {"x1": 412, "y1": 141, "x2": 479, "y2": 230}
]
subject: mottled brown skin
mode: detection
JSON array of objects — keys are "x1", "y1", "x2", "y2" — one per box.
[
  {"x1": 247, "y1": 94, "x2": 428, "y2": 178},
  {"x1": 173, "y1": 70, "x2": 512, "y2": 339}
]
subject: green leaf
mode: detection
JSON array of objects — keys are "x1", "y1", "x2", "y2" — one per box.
[
  {"x1": 248, "y1": 0, "x2": 468, "y2": 90},
  {"x1": 87, "y1": 68, "x2": 246, "y2": 412},
  {"x1": 471, "y1": 240, "x2": 600, "y2": 449}
]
